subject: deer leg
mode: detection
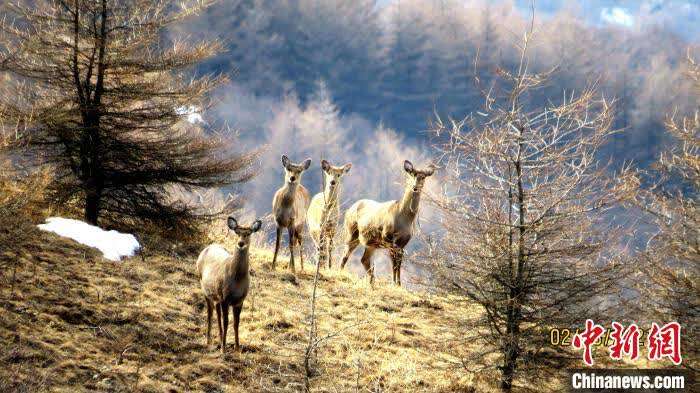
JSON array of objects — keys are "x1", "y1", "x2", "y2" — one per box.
[
  {"x1": 221, "y1": 302, "x2": 229, "y2": 354},
  {"x1": 287, "y1": 226, "x2": 296, "y2": 273},
  {"x1": 206, "y1": 298, "x2": 213, "y2": 346},
  {"x1": 390, "y1": 248, "x2": 397, "y2": 283},
  {"x1": 327, "y1": 234, "x2": 335, "y2": 269},
  {"x1": 318, "y1": 230, "x2": 327, "y2": 269},
  {"x1": 234, "y1": 305, "x2": 242, "y2": 352},
  {"x1": 340, "y1": 235, "x2": 359, "y2": 270},
  {"x1": 391, "y1": 247, "x2": 404, "y2": 286},
  {"x1": 272, "y1": 226, "x2": 282, "y2": 270},
  {"x1": 397, "y1": 253, "x2": 403, "y2": 285},
  {"x1": 296, "y1": 231, "x2": 305, "y2": 271},
  {"x1": 360, "y1": 247, "x2": 376, "y2": 284},
  {"x1": 215, "y1": 302, "x2": 222, "y2": 350}
]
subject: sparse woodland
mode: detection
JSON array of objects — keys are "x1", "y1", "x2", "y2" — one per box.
[
  {"x1": 428, "y1": 28, "x2": 638, "y2": 389},
  {"x1": 0, "y1": 0, "x2": 256, "y2": 239},
  {"x1": 633, "y1": 57, "x2": 699, "y2": 372},
  {"x1": 0, "y1": 1, "x2": 697, "y2": 392}
]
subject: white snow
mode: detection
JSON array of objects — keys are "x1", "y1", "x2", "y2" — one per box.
[
  {"x1": 175, "y1": 105, "x2": 205, "y2": 124},
  {"x1": 37, "y1": 217, "x2": 141, "y2": 261}
]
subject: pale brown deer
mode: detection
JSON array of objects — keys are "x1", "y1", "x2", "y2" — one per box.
[
  {"x1": 307, "y1": 160, "x2": 352, "y2": 268},
  {"x1": 340, "y1": 160, "x2": 435, "y2": 285},
  {"x1": 197, "y1": 217, "x2": 262, "y2": 353},
  {"x1": 272, "y1": 155, "x2": 311, "y2": 273}
]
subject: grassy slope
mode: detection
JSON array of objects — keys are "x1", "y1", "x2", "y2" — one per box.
[
  {"x1": 0, "y1": 232, "x2": 688, "y2": 393},
  {"x1": 0, "y1": 231, "x2": 493, "y2": 392}
]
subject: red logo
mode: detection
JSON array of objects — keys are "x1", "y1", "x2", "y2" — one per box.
[
  {"x1": 572, "y1": 319, "x2": 605, "y2": 366},
  {"x1": 648, "y1": 322, "x2": 682, "y2": 365},
  {"x1": 571, "y1": 320, "x2": 683, "y2": 366},
  {"x1": 608, "y1": 321, "x2": 641, "y2": 361}
]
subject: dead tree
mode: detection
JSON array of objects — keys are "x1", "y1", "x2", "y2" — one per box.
[
  {"x1": 429, "y1": 30, "x2": 636, "y2": 390},
  {"x1": 0, "y1": 0, "x2": 255, "y2": 232}
]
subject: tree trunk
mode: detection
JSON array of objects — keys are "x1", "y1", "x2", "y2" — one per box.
[
  {"x1": 501, "y1": 132, "x2": 525, "y2": 392},
  {"x1": 500, "y1": 342, "x2": 517, "y2": 390},
  {"x1": 501, "y1": 297, "x2": 521, "y2": 391},
  {"x1": 81, "y1": 117, "x2": 103, "y2": 226},
  {"x1": 84, "y1": 187, "x2": 101, "y2": 225}
]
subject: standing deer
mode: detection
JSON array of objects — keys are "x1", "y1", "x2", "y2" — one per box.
[
  {"x1": 197, "y1": 217, "x2": 262, "y2": 353},
  {"x1": 272, "y1": 155, "x2": 312, "y2": 273},
  {"x1": 307, "y1": 160, "x2": 352, "y2": 268},
  {"x1": 340, "y1": 160, "x2": 435, "y2": 285}
]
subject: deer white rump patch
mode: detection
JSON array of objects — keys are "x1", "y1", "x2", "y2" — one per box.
[{"x1": 38, "y1": 217, "x2": 140, "y2": 261}]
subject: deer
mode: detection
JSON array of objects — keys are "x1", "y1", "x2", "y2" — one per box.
[
  {"x1": 272, "y1": 155, "x2": 311, "y2": 273},
  {"x1": 307, "y1": 160, "x2": 352, "y2": 268},
  {"x1": 196, "y1": 217, "x2": 262, "y2": 353},
  {"x1": 340, "y1": 160, "x2": 435, "y2": 286}
]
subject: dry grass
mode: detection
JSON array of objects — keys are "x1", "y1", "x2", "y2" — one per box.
[
  {"x1": 3, "y1": 229, "x2": 669, "y2": 392},
  {"x1": 0, "y1": 231, "x2": 507, "y2": 392}
]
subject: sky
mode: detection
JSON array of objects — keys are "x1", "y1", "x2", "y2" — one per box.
[
  {"x1": 519, "y1": 0, "x2": 698, "y2": 36},
  {"x1": 527, "y1": 1, "x2": 699, "y2": 40},
  {"x1": 381, "y1": 1, "x2": 700, "y2": 41}
]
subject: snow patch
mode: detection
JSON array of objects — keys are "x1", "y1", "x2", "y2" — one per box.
[{"x1": 38, "y1": 217, "x2": 141, "y2": 261}]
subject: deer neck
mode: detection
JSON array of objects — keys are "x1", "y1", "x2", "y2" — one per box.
[
  {"x1": 280, "y1": 182, "x2": 299, "y2": 206},
  {"x1": 398, "y1": 183, "x2": 421, "y2": 221},
  {"x1": 233, "y1": 246, "x2": 250, "y2": 277},
  {"x1": 322, "y1": 184, "x2": 340, "y2": 211}
]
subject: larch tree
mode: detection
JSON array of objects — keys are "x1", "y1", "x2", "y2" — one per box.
[
  {"x1": 428, "y1": 29, "x2": 636, "y2": 390},
  {"x1": 635, "y1": 54, "x2": 699, "y2": 370},
  {"x1": 0, "y1": 0, "x2": 255, "y2": 231}
]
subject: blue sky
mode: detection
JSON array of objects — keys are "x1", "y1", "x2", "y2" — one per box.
[
  {"x1": 514, "y1": 0, "x2": 699, "y2": 39},
  {"x1": 380, "y1": 1, "x2": 699, "y2": 41}
]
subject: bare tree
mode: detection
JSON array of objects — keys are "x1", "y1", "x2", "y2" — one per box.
[
  {"x1": 634, "y1": 54, "x2": 699, "y2": 371},
  {"x1": 0, "y1": 0, "x2": 256, "y2": 232},
  {"x1": 428, "y1": 28, "x2": 636, "y2": 390}
]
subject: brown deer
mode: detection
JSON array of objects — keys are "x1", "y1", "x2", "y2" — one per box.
[
  {"x1": 307, "y1": 160, "x2": 352, "y2": 268},
  {"x1": 272, "y1": 155, "x2": 311, "y2": 273},
  {"x1": 196, "y1": 217, "x2": 262, "y2": 353},
  {"x1": 340, "y1": 160, "x2": 435, "y2": 285}
]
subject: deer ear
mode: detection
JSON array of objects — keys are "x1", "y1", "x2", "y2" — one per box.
[
  {"x1": 303, "y1": 158, "x2": 311, "y2": 170},
  {"x1": 281, "y1": 155, "x2": 290, "y2": 168},
  {"x1": 321, "y1": 159, "x2": 330, "y2": 171},
  {"x1": 403, "y1": 160, "x2": 414, "y2": 174},
  {"x1": 251, "y1": 220, "x2": 262, "y2": 233},
  {"x1": 343, "y1": 163, "x2": 352, "y2": 173},
  {"x1": 227, "y1": 216, "x2": 238, "y2": 230},
  {"x1": 426, "y1": 164, "x2": 436, "y2": 176}
]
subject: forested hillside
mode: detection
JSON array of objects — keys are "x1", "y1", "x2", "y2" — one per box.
[{"x1": 174, "y1": 0, "x2": 697, "y2": 167}]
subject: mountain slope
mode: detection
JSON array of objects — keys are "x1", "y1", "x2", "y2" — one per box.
[{"x1": 0, "y1": 231, "x2": 522, "y2": 392}]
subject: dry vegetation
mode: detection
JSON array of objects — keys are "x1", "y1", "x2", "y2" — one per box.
[{"x1": 0, "y1": 229, "x2": 547, "y2": 393}]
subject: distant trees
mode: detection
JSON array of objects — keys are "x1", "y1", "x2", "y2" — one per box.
[
  {"x1": 174, "y1": 0, "x2": 693, "y2": 170},
  {"x1": 635, "y1": 55, "x2": 699, "y2": 370},
  {"x1": 429, "y1": 31, "x2": 636, "y2": 390},
  {"x1": 0, "y1": 0, "x2": 255, "y2": 232}
]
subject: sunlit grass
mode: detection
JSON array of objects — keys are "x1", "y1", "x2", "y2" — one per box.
[{"x1": 1, "y1": 232, "x2": 489, "y2": 392}]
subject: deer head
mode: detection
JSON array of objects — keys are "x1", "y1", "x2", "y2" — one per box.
[
  {"x1": 227, "y1": 216, "x2": 262, "y2": 250},
  {"x1": 321, "y1": 159, "x2": 352, "y2": 197},
  {"x1": 281, "y1": 155, "x2": 311, "y2": 185},
  {"x1": 403, "y1": 160, "x2": 436, "y2": 194}
]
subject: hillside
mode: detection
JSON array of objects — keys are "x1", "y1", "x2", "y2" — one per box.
[{"x1": 0, "y1": 230, "x2": 536, "y2": 392}]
